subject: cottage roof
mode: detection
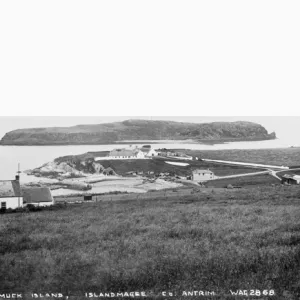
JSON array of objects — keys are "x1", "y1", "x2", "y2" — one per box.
[
  {"x1": 109, "y1": 149, "x2": 139, "y2": 157},
  {"x1": 140, "y1": 148, "x2": 150, "y2": 153},
  {"x1": 192, "y1": 169, "x2": 213, "y2": 174},
  {"x1": 283, "y1": 174, "x2": 295, "y2": 179},
  {"x1": 283, "y1": 174, "x2": 300, "y2": 180},
  {"x1": 22, "y1": 187, "x2": 53, "y2": 203},
  {"x1": 0, "y1": 180, "x2": 21, "y2": 197}
]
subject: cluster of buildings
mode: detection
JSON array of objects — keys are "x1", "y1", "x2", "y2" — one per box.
[
  {"x1": 95, "y1": 146, "x2": 196, "y2": 161},
  {"x1": 0, "y1": 175, "x2": 54, "y2": 210},
  {"x1": 157, "y1": 149, "x2": 193, "y2": 160},
  {"x1": 95, "y1": 145, "x2": 158, "y2": 161}
]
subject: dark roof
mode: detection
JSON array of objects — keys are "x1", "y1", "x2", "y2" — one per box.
[
  {"x1": 192, "y1": 169, "x2": 213, "y2": 174},
  {"x1": 22, "y1": 187, "x2": 53, "y2": 203},
  {"x1": 0, "y1": 180, "x2": 21, "y2": 197},
  {"x1": 283, "y1": 174, "x2": 300, "y2": 180},
  {"x1": 140, "y1": 148, "x2": 150, "y2": 153},
  {"x1": 12, "y1": 180, "x2": 22, "y2": 196}
]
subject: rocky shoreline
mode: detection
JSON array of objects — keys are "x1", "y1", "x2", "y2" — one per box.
[
  {"x1": 22, "y1": 175, "x2": 183, "y2": 197},
  {"x1": 23, "y1": 157, "x2": 184, "y2": 196}
]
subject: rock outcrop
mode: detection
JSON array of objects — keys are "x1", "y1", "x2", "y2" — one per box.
[{"x1": 25, "y1": 158, "x2": 115, "y2": 179}]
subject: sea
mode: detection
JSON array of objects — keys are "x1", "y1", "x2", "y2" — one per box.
[{"x1": 0, "y1": 136, "x2": 299, "y2": 182}]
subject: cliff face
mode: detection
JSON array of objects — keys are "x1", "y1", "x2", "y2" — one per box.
[
  {"x1": 0, "y1": 119, "x2": 276, "y2": 145},
  {"x1": 25, "y1": 157, "x2": 115, "y2": 179}
]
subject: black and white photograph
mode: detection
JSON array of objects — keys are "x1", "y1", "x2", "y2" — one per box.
[
  {"x1": 1, "y1": 0, "x2": 300, "y2": 299},
  {"x1": 1, "y1": 116, "x2": 300, "y2": 300}
]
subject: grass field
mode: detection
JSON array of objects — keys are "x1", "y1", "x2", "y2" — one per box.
[
  {"x1": 207, "y1": 174, "x2": 280, "y2": 188},
  {"x1": 1, "y1": 186, "x2": 300, "y2": 299},
  {"x1": 52, "y1": 148, "x2": 284, "y2": 179},
  {"x1": 182, "y1": 147, "x2": 300, "y2": 167}
]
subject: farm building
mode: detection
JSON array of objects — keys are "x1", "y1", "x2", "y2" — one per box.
[
  {"x1": 140, "y1": 145, "x2": 158, "y2": 156},
  {"x1": 140, "y1": 148, "x2": 158, "y2": 157},
  {"x1": 281, "y1": 174, "x2": 300, "y2": 185},
  {"x1": 95, "y1": 146, "x2": 158, "y2": 161},
  {"x1": 84, "y1": 195, "x2": 93, "y2": 201},
  {"x1": 126, "y1": 171, "x2": 138, "y2": 175},
  {"x1": 192, "y1": 169, "x2": 215, "y2": 182},
  {"x1": 0, "y1": 176, "x2": 23, "y2": 209},
  {"x1": 22, "y1": 187, "x2": 54, "y2": 207},
  {"x1": 109, "y1": 148, "x2": 146, "y2": 159},
  {"x1": 157, "y1": 150, "x2": 192, "y2": 160}
]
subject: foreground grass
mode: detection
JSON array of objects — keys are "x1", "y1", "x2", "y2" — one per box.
[{"x1": 1, "y1": 186, "x2": 300, "y2": 298}]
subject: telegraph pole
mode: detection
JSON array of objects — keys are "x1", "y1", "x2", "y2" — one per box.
[{"x1": 17, "y1": 163, "x2": 21, "y2": 207}]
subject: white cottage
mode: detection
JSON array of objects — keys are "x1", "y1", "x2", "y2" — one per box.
[
  {"x1": 192, "y1": 169, "x2": 215, "y2": 182},
  {"x1": 0, "y1": 176, "x2": 23, "y2": 209},
  {"x1": 140, "y1": 145, "x2": 158, "y2": 157},
  {"x1": 109, "y1": 148, "x2": 146, "y2": 159},
  {"x1": 146, "y1": 149, "x2": 158, "y2": 157}
]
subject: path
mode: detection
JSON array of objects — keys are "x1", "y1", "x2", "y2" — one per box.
[
  {"x1": 202, "y1": 158, "x2": 300, "y2": 182},
  {"x1": 202, "y1": 158, "x2": 289, "y2": 170}
]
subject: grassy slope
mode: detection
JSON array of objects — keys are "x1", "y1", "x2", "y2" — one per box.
[
  {"x1": 97, "y1": 158, "x2": 261, "y2": 177},
  {"x1": 183, "y1": 148, "x2": 300, "y2": 167},
  {"x1": 53, "y1": 148, "x2": 300, "y2": 177},
  {"x1": 1, "y1": 186, "x2": 300, "y2": 298},
  {"x1": 207, "y1": 174, "x2": 280, "y2": 188},
  {"x1": 54, "y1": 152, "x2": 264, "y2": 177}
]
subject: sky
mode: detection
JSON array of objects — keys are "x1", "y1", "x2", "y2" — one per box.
[
  {"x1": 0, "y1": 1, "x2": 299, "y2": 116},
  {"x1": 0, "y1": 116, "x2": 299, "y2": 142}
]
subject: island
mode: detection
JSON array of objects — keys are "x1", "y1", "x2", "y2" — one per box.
[{"x1": 0, "y1": 119, "x2": 276, "y2": 145}]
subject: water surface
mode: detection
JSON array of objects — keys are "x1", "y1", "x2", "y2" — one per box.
[{"x1": 0, "y1": 137, "x2": 299, "y2": 182}]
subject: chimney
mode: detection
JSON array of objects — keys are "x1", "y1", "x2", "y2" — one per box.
[{"x1": 16, "y1": 163, "x2": 21, "y2": 182}]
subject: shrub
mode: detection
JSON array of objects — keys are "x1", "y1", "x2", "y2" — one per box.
[
  {"x1": 44, "y1": 203, "x2": 67, "y2": 211},
  {"x1": 0, "y1": 204, "x2": 66, "y2": 214},
  {"x1": 15, "y1": 207, "x2": 29, "y2": 213},
  {"x1": 26, "y1": 204, "x2": 42, "y2": 212}
]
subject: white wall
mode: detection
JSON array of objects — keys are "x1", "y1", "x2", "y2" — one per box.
[
  {"x1": 192, "y1": 173, "x2": 214, "y2": 181},
  {"x1": 95, "y1": 156, "x2": 150, "y2": 161},
  {"x1": 146, "y1": 149, "x2": 158, "y2": 157},
  {"x1": 136, "y1": 151, "x2": 146, "y2": 158},
  {"x1": 0, "y1": 197, "x2": 23, "y2": 209},
  {"x1": 24, "y1": 201, "x2": 53, "y2": 207},
  {"x1": 293, "y1": 176, "x2": 300, "y2": 184}
]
